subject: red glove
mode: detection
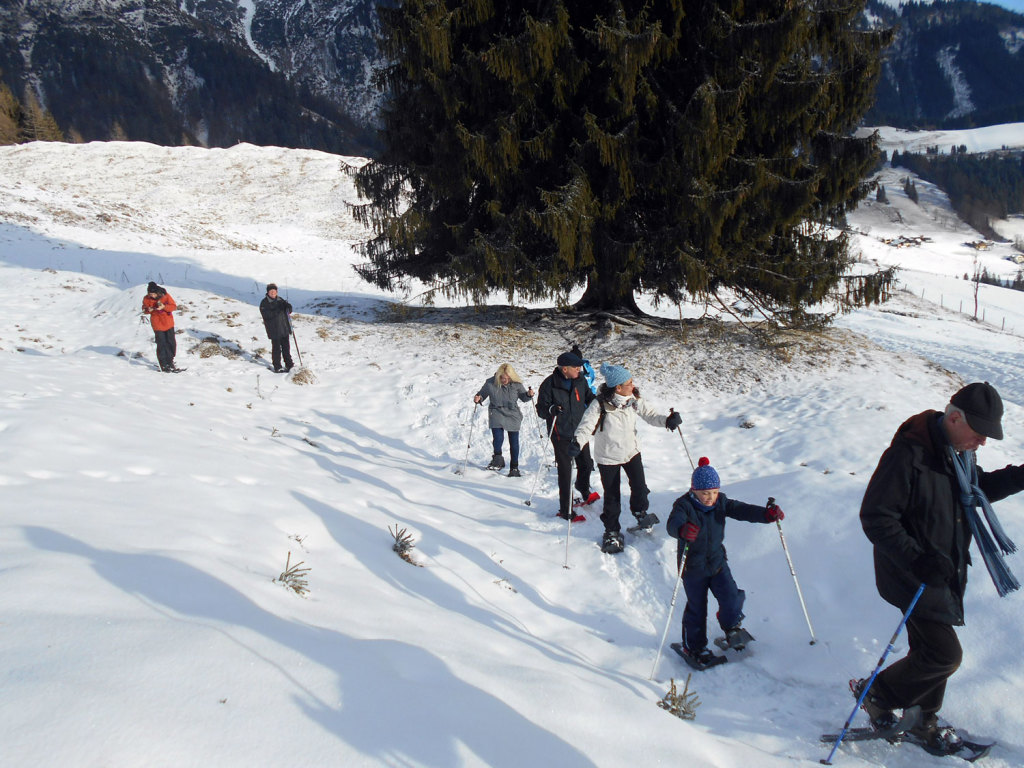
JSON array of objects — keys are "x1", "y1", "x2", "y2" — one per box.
[
  {"x1": 681, "y1": 521, "x2": 699, "y2": 542},
  {"x1": 765, "y1": 504, "x2": 784, "y2": 522}
]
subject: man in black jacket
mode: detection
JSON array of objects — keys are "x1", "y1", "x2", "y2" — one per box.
[
  {"x1": 259, "y1": 283, "x2": 294, "y2": 372},
  {"x1": 536, "y1": 351, "x2": 596, "y2": 520},
  {"x1": 858, "y1": 382, "x2": 1024, "y2": 753}
]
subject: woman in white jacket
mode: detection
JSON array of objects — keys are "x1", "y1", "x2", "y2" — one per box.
[{"x1": 571, "y1": 363, "x2": 681, "y2": 553}]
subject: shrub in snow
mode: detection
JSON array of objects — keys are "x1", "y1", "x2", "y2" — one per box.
[
  {"x1": 389, "y1": 525, "x2": 423, "y2": 567},
  {"x1": 658, "y1": 676, "x2": 700, "y2": 721},
  {"x1": 290, "y1": 368, "x2": 316, "y2": 385},
  {"x1": 274, "y1": 552, "x2": 310, "y2": 597}
]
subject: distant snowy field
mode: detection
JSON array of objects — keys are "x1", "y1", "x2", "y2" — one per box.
[{"x1": 1, "y1": 132, "x2": 1023, "y2": 768}]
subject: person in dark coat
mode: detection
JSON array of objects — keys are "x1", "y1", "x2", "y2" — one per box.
[
  {"x1": 474, "y1": 363, "x2": 534, "y2": 476},
  {"x1": 857, "y1": 382, "x2": 1024, "y2": 752},
  {"x1": 535, "y1": 351, "x2": 597, "y2": 520},
  {"x1": 259, "y1": 283, "x2": 294, "y2": 372},
  {"x1": 666, "y1": 457, "x2": 784, "y2": 668}
]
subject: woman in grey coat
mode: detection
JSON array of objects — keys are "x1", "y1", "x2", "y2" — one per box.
[{"x1": 474, "y1": 363, "x2": 534, "y2": 476}]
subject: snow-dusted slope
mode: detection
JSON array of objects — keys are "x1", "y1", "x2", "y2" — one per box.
[{"x1": 1, "y1": 138, "x2": 1023, "y2": 768}]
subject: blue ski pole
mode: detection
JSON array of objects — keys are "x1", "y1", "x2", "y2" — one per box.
[{"x1": 820, "y1": 582, "x2": 926, "y2": 765}]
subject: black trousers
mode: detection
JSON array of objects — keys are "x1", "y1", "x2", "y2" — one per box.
[
  {"x1": 271, "y1": 335, "x2": 293, "y2": 370},
  {"x1": 598, "y1": 453, "x2": 649, "y2": 532},
  {"x1": 873, "y1": 615, "x2": 962, "y2": 719},
  {"x1": 552, "y1": 439, "x2": 592, "y2": 516},
  {"x1": 154, "y1": 328, "x2": 176, "y2": 371}
]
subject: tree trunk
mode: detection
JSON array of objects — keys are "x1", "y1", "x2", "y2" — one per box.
[{"x1": 574, "y1": 275, "x2": 644, "y2": 315}]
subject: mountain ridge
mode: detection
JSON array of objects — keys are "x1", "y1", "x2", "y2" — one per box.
[{"x1": 2, "y1": 1, "x2": 1023, "y2": 152}]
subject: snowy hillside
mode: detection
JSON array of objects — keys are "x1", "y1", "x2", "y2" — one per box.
[{"x1": 1, "y1": 137, "x2": 1024, "y2": 768}]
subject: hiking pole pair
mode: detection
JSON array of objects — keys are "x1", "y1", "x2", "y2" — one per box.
[
  {"x1": 820, "y1": 583, "x2": 927, "y2": 765},
  {"x1": 455, "y1": 403, "x2": 480, "y2": 475},
  {"x1": 769, "y1": 495, "x2": 817, "y2": 645}
]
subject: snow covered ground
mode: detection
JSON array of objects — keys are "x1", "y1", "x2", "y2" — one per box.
[{"x1": 1, "y1": 135, "x2": 1023, "y2": 768}]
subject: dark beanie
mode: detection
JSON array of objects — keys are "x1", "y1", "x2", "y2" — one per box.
[
  {"x1": 951, "y1": 382, "x2": 1004, "y2": 440},
  {"x1": 557, "y1": 351, "x2": 584, "y2": 367},
  {"x1": 147, "y1": 281, "x2": 160, "y2": 294},
  {"x1": 267, "y1": 283, "x2": 278, "y2": 292}
]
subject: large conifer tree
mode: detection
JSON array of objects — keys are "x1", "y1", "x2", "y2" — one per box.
[{"x1": 355, "y1": 0, "x2": 891, "y2": 319}]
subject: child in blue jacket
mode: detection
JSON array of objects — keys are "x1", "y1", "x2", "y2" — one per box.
[{"x1": 665, "y1": 457, "x2": 784, "y2": 669}]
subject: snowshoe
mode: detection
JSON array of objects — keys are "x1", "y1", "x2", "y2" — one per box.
[
  {"x1": 903, "y1": 732, "x2": 993, "y2": 761},
  {"x1": 820, "y1": 705, "x2": 922, "y2": 744},
  {"x1": 556, "y1": 510, "x2": 586, "y2": 523},
  {"x1": 507, "y1": 466, "x2": 521, "y2": 478},
  {"x1": 902, "y1": 717, "x2": 992, "y2": 761},
  {"x1": 714, "y1": 626, "x2": 755, "y2": 652},
  {"x1": 572, "y1": 491, "x2": 600, "y2": 508},
  {"x1": 627, "y1": 512, "x2": 659, "y2": 534},
  {"x1": 670, "y1": 642, "x2": 726, "y2": 671},
  {"x1": 904, "y1": 722, "x2": 964, "y2": 756},
  {"x1": 601, "y1": 531, "x2": 625, "y2": 554},
  {"x1": 487, "y1": 454, "x2": 505, "y2": 470}
]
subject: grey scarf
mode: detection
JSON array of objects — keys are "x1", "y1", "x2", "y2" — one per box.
[{"x1": 948, "y1": 446, "x2": 1020, "y2": 597}]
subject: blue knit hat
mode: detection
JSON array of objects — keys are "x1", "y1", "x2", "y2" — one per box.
[
  {"x1": 601, "y1": 363, "x2": 632, "y2": 388},
  {"x1": 690, "y1": 457, "x2": 720, "y2": 490}
]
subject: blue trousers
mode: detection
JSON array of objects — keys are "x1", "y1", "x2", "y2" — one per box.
[
  {"x1": 681, "y1": 564, "x2": 745, "y2": 652},
  {"x1": 491, "y1": 428, "x2": 520, "y2": 466}
]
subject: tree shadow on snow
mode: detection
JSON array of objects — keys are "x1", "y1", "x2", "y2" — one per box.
[
  {"x1": 24, "y1": 525, "x2": 595, "y2": 767},
  {"x1": 292, "y1": 491, "x2": 654, "y2": 695}
]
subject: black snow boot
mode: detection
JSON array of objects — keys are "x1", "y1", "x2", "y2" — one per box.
[
  {"x1": 487, "y1": 454, "x2": 505, "y2": 470},
  {"x1": 507, "y1": 465, "x2": 521, "y2": 477},
  {"x1": 601, "y1": 531, "x2": 625, "y2": 554}
]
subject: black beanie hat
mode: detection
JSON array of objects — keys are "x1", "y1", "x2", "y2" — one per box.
[
  {"x1": 267, "y1": 283, "x2": 278, "y2": 292},
  {"x1": 951, "y1": 382, "x2": 1004, "y2": 440}
]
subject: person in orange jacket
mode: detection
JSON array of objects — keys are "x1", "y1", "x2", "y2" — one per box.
[{"x1": 142, "y1": 281, "x2": 179, "y2": 372}]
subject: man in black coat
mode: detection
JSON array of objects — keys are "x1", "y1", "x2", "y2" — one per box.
[
  {"x1": 858, "y1": 382, "x2": 1024, "y2": 752},
  {"x1": 536, "y1": 351, "x2": 596, "y2": 520},
  {"x1": 259, "y1": 283, "x2": 294, "y2": 372}
]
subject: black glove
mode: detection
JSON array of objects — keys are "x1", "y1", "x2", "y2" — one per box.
[
  {"x1": 567, "y1": 440, "x2": 582, "y2": 458},
  {"x1": 549, "y1": 404, "x2": 563, "y2": 415},
  {"x1": 665, "y1": 411, "x2": 682, "y2": 431},
  {"x1": 911, "y1": 552, "x2": 954, "y2": 587}
]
